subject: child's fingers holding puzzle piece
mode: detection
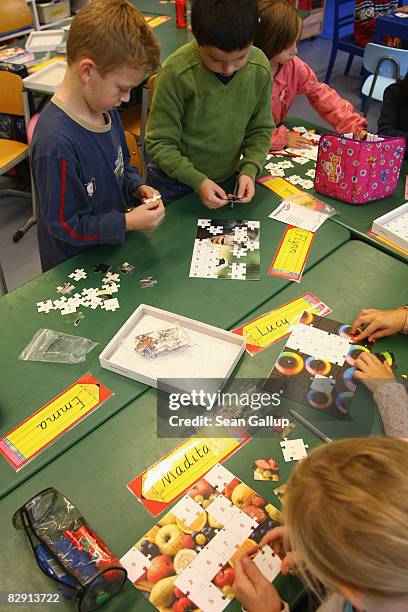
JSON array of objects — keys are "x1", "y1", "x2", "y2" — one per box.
[
  {"x1": 125, "y1": 200, "x2": 165, "y2": 231},
  {"x1": 237, "y1": 175, "x2": 255, "y2": 203},
  {"x1": 233, "y1": 551, "x2": 282, "y2": 612},
  {"x1": 199, "y1": 178, "x2": 228, "y2": 208},
  {"x1": 354, "y1": 352, "x2": 396, "y2": 393},
  {"x1": 286, "y1": 132, "x2": 312, "y2": 149},
  {"x1": 351, "y1": 308, "x2": 407, "y2": 342}
]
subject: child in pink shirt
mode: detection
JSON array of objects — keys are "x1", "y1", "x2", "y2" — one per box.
[{"x1": 254, "y1": 0, "x2": 368, "y2": 150}]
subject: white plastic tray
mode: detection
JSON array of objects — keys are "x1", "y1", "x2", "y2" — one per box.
[
  {"x1": 23, "y1": 61, "x2": 66, "y2": 93},
  {"x1": 371, "y1": 202, "x2": 408, "y2": 252},
  {"x1": 25, "y1": 30, "x2": 65, "y2": 53},
  {"x1": 99, "y1": 304, "x2": 246, "y2": 396}
]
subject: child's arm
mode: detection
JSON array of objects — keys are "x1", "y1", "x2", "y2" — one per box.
[
  {"x1": 378, "y1": 85, "x2": 408, "y2": 139},
  {"x1": 237, "y1": 69, "x2": 275, "y2": 181},
  {"x1": 33, "y1": 155, "x2": 126, "y2": 246},
  {"x1": 292, "y1": 57, "x2": 367, "y2": 136},
  {"x1": 145, "y1": 67, "x2": 208, "y2": 193},
  {"x1": 354, "y1": 353, "x2": 408, "y2": 438}
]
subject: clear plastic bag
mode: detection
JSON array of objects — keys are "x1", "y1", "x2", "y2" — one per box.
[
  {"x1": 283, "y1": 192, "x2": 338, "y2": 218},
  {"x1": 19, "y1": 329, "x2": 98, "y2": 364},
  {"x1": 13, "y1": 488, "x2": 126, "y2": 612},
  {"x1": 134, "y1": 326, "x2": 189, "y2": 358}
]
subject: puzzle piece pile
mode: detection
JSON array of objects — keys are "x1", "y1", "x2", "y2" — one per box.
[
  {"x1": 36, "y1": 262, "x2": 137, "y2": 318},
  {"x1": 264, "y1": 126, "x2": 320, "y2": 187},
  {"x1": 134, "y1": 326, "x2": 189, "y2": 359},
  {"x1": 121, "y1": 464, "x2": 282, "y2": 612}
]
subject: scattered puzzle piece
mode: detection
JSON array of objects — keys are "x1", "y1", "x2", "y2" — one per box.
[
  {"x1": 68, "y1": 268, "x2": 87, "y2": 281},
  {"x1": 280, "y1": 438, "x2": 308, "y2": 462},
  {"x1": 36, "y1": 300, "x2": 54, "y2": 314}
]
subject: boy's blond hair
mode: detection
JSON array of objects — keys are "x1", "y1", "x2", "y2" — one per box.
[
  {"x1": 285, "y1": 438, "x2": 408, "y2": 603},
  {"x1": 67, "y1": 0, "x2": 160, "y2": 76},
  {"x1": 254, "y1": 0, "x2": 301, "y2": 60}
]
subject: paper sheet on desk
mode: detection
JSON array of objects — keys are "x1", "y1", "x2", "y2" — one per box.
[{"x1": 269, "y1": 201, "x2": 328, "y2": 232}]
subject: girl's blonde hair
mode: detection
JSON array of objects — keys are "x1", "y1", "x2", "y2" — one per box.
[
  {"x1": 254, "y1": 0, "x2": 301, "y2": 60},
  {"x1": 285, "y1": 437, "x2": 408, "y2": 602},
  {"x1": 67, "y1": 0, "x2": 160, "y2": 76}
]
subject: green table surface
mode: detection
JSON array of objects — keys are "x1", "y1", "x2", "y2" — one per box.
[
  {"x1": 0, "y1": 186, "x2": 349, "y2": 500},
  {"x1": 275, "y1": 118, "x2": 408, "y2": 263},
  {"x1": 0, "y1": 240, "x2": 407, "y2": 612},
  {"x1": 132, "y1": 0, "x2": 180, "y2": 17}
]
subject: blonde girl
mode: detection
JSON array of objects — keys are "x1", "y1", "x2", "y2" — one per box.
[{"x1": 234, "y1": 437, "x2": 408, "y2": 611}]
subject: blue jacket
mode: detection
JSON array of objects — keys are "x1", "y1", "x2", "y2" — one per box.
[{"x1": 31, "y1": 98, "x2": 144, "y2": 271}]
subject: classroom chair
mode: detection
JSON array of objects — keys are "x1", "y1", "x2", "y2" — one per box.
[
  {"x1": 124, "y1": 130, "x2": 143, "y2": 175},
  {"x1": 0, "y1": 70, "x2": 37, "y2": 243},
  {"x1": 139, "y1": 74, "x2": 157, "y2": 177},
  {"x1": 325, "y1": 0, "x2": 364, "y2": 84},
  {"x1": 361, "y1": 43, "x2": 408, "y2": 114},
  {"x1": 0, "y1": 0, "x2": 33, "y2": 39}
]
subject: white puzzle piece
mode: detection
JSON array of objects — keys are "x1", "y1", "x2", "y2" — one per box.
[
  {"x1": 206, "y1": 494, "x2": 239, "y2": 526},
  {"x1": 120, "y1": 546, "x2": 151, "y2": 583},
  {"x1": 207, "y1": 528, "x2": 243, "y2": 565},
  {"x1": 224, "y1": 511, "x2": 258, "y2": 541},
  {"x1": 69, "y1": 268, "x2": 87, "y2": 281},
  {"x1": 36, "y1": 300, "x2": 54, "y2": 313},
  {"x1": 189, "y1": 544, "x2": 224, "y2": 580},
  {"x1": 280, "y1": 438, "x2": 309, "y2": 462},
  {"x1": 172, "y1": 495, "x2": 206, "y2": 527},
  {"x1": 310, "y1": 374, "x2": 335, "y2": 395},
  {"x1": 102, "y1": 297, "x2": 120, "y2": 311},
  {"x1": 190, "y1": 580, "x2": 229, "y2": 612},
  {"x1": 174, "y1": 565, "x2": 207, "y2": 599},
  {"x1": 204, "y1": 464, "x2": 235, "y2": 490},
  {"x1": 253, "y1": 545, "x2": 282, "y2": 582}
]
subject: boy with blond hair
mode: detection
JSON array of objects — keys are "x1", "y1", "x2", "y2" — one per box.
[
  {"x1": 146, "y1": 0, "x2": 274, "y2": 208},
  {"x1": 32, "y1": 0, "x2": 164, "y2": 271}
]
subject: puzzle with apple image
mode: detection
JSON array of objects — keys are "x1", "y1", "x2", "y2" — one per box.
[{"x1": 120, "y1": 464, "x2": 283, "y2": 612}]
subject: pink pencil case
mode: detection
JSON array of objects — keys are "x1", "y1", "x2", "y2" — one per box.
[{"x1": 314, "y1": 133, "x2": 405, "y2": 205}]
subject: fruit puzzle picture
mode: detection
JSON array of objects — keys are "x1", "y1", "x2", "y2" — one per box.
[
  {"x1": 264, "y1": 312, "x2": 373, "y2": 419},
  {"x1": 120, "y1": 464, "x2": 282, "y2": 612}
]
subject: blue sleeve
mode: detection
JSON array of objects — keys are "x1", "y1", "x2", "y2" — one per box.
[
  {"x1": 119, "y1": 121, "x2": 145, "y2": 205},
  {"x1": 33, "y1": 155, "x2": 126, "y2": 247}
]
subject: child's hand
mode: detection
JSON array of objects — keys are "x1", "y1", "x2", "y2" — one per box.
[
  {"x1": 259, "y1": 527, "x2": 299, "y2": 575},
  {"x1": 237, "y1": 175, "x2": 255, "y2": 203},
  {"x1": 125, "y1": 199, "x2": 165, "y2": 231},
  {"x1": 354, "y1": 352, "x2": 396, "y2": 393},
  {"x1": 351, "y1": 308, "x2": 407, "y2": 342},
  {"x1": 199, "y1": 179, "x2": 227, "y2": 209},
  {"x1": 136, "y1": 185, "x2": 162, "y2": 205},
  {"x1": 233, "y1": 547, "x2": 282, "y2": 612},
  {"x1": 286, "y1": 132, "x2": 312, "y2": 149}
]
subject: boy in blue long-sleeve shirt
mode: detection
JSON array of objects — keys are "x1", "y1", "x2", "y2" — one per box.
[{"x1": 31, "y1": 0, "x2": 165, "y2": 272}]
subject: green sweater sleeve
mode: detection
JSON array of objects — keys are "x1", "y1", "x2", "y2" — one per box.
[
  {"x1": 237, "y1": 71, "x2": 274, "y2": 180},
  {"x1": 145, "y1": 65, "x2": 208, "y2": 192}
]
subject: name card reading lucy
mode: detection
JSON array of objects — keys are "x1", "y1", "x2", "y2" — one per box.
[
  {"x1": 232, "y1": 293, "x2": 331, "y2": 356},
  {"x1": 0, "y1": 374, "x2": 112, "y2": 471},
  {"x1": 128, "y1": 434, "x2": 248, "y2": 516}
]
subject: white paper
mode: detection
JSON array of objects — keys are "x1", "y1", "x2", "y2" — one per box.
[{"x1": 269, "y1": 201, "x2": 328, "y2": 232}]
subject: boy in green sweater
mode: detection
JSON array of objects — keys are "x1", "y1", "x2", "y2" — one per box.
[{"x1": 145, "y1": 0, "x2": 274, "y2": 208}]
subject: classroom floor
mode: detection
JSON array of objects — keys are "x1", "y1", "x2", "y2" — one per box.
[{"x1": 0, "y1": 37, "x2": 381, "y2": 294}]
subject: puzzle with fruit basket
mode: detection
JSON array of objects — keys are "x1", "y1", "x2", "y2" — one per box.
[{"x1": 120, "y1": 463, "x2": 283, "y2": 612}]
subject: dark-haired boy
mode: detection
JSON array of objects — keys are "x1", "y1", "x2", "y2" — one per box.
[{"x1": 146, "y1": 0, "x2": 274, "y2": 208}]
